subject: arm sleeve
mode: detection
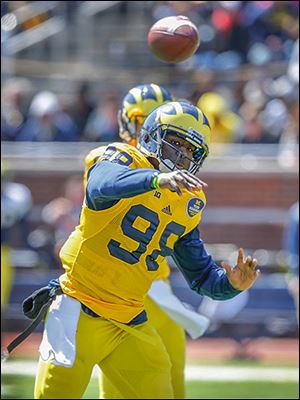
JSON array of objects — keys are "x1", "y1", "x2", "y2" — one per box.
[
  {"x1": 173, "y1": 227, "x2": 242, "y2": 300},
  {"x1": 86, "y1": 161, "x2": 157, "y2": 210}
]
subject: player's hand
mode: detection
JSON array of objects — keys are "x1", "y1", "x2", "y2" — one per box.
[
  {"x1": 157, "y1": 170, "x2": 207, "y2": 196},
  {"x1": 221, "y1": 248, "x2": 260, "y2": 291}
]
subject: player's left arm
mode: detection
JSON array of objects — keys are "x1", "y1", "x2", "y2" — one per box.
[
  {"x1": 221, "y1": 248, "x2": 260, "y2": 291},
  {"x1": 172, "y1": 227, "x2": 260, "y2": 300}
]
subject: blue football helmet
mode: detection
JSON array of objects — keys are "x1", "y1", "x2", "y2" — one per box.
[
  {"x1": 138, "y1": 101, "x2": 211, "y2": 174},
  {"x1": 118, "y1": 83, "x2": 173, "y2": 146}
]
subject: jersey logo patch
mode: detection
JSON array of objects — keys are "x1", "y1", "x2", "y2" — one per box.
[
  {"x1": 187, "y1": 198, "x2": 205, "y2": 217},
  {"x1": 162, "y1": 205, "x2": 172, "y2": 216},
  {"x1": 154, "y1": 191, "x2": 161, "y2": 198}
]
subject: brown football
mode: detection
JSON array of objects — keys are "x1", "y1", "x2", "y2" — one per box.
[{"x1": 148, "y1": 15, "x2": 200, "y2": 63}]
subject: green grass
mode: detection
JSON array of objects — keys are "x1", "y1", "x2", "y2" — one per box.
[
  {"x1": 185, "y1": 381, "x2": 299, "y2": 399},
  {"x1": 1, "y1": 358, "x2": 299, "y2": 399},
  {"x1": 1, "y1": 374, "x2": 299, "y2": 399},
  {"x1": 1, "y1": 375, "x2": 33, "y2": 400}
]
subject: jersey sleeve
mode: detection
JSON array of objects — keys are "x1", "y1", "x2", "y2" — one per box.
[
  {"x1": 83, "y1": 146, "x2": 106, "y2": 191},
  {"x1": 85, "y1": 144, "x2": 158, "y2": 211},
  {"x1": 172, "y1": 226, "x2": 241, "y2": 300},
  {"x1": 91, "y1": 143, "x2": 151, "y2": 169}
]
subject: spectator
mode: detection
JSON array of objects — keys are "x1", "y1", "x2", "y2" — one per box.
[
  {"x1": 238, "y1": 107, "x2": 267, "y2": 144},
  {"x1": 68, "y1": 82, "x2": 94, "y2": 138},
  {"x1": 18, "y1": 91, "x2": 79, "y2": 141},
  {"x1": 82, "y1": 91, "x2": 120, "y2": 142},
  {"x1": 1, "y1": 78, "x2": 33, "y2": 141},
  {"x1": 257, "y1": 98, "x2": 289, "y2": 143}
]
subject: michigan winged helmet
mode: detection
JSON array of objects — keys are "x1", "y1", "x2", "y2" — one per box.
[
  {"x1": 118, "y1": 83, "x2": 173, "y2": 145},
  {"x1": 138, "y1": 101, "x2": 211, "y2": 174}
]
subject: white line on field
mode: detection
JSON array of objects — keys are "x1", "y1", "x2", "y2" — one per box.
[
  {"x1": 1, "y1": 361, "x2": 299, "y2": 382},
  {"x1": 185, "y1": 365, "x2": 299, "y2": 381}
]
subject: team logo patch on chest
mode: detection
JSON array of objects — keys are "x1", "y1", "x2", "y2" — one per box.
[{"x1": 187, "y1": 198, "x2": 205, "y2": 217}]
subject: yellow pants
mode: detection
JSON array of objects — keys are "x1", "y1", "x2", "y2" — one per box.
[
  {"x1": 34, "y1": 307, "x2": 174, "y2": 399},
  {"x1": 1, "y1": 245, "x2": 14, "y2": 310},
  {"x1": 100, "y1": 296, "x2": 186, "y2": 399}
]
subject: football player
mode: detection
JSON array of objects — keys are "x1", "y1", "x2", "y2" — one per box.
[
  {"x1": 34, "y1": 101, "x2": 259, "y2": 399},
  {"x1": 84, "y1": 83, "x2": 209, "y2": 399},
  {"x1": 1, "y1": 161, "x2": 32, "y2": 310}
]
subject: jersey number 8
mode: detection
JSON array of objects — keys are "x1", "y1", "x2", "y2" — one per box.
[{"x1": 108, "y1": 204, "x2": 185, "y2": 271}]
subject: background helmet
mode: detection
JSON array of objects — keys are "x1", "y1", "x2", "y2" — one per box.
[
  {"x1": 197, "y1": 91, "x2": 241, "y2": 145},
  {"x1": 138, "y1": 101, "x2": 211, "y2": 174},
  {"x1": 118, "y1": 83, "x2": 173, "y2": 145}
]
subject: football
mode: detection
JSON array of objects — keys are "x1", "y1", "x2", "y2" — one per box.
[{"x1": 148, "y1": 15, "x2": 200, "y2": 63}]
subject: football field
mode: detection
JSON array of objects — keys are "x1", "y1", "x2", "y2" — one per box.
[
  {"x1": 2, "y1": 336, "x2": 299, "y2": 398},
  {"x1": 2, "y1": 358, "x2": 299, "y2": 399}
]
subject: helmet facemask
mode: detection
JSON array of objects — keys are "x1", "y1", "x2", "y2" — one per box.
[
  {"x1": 139, "y1": 123, "x2": 209, "y2": 175},
  {"x1": 118, "y1": 109, "x2": 147, "y2": 146}
]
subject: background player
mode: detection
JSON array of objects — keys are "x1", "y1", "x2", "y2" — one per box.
[{"x1": 1, "y1": 161, "x2": 32, "y2": 310}]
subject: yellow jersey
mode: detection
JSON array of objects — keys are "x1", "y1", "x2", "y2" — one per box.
[
  {"x1": 59, "y1": 143, "x2": 206, "y2": 323},
  {"x1": 83, "y1": 144, "x2": 171, "y2": 281}
]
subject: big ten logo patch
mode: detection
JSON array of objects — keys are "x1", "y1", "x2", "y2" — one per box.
[{"x1": 187, "y1": 198, "x2": 205, "y2": 217}]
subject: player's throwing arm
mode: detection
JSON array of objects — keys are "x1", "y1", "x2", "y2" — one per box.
[{"x1": 156, "y1": 170, "x2": 207, "y2": 196}]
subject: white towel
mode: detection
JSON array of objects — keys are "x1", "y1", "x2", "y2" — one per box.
[
  {"x1": 39, "y1": 294, "x2": 81, "y2": 368},
  {"x1": 148, "y1": 280, "x2": 210, "y2": 339}
]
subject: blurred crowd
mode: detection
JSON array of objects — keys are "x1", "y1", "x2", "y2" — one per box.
[
  {"x1": 1, "y1": 81, "x2": 120, "y2": 143},
  {"x1": 151, "y1": 1, "x2": 299, "y2": 69},
  {"x1": 1, "y1": 67, "x2": 298, "y2": 164},
  {"x1": 1, "y1": 1, "x2": 299, "y2": 165}
]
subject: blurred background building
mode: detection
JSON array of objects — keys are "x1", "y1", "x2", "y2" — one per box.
[{"x1": 1, "y1": 1, "x2": 299, "y2": 348}]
